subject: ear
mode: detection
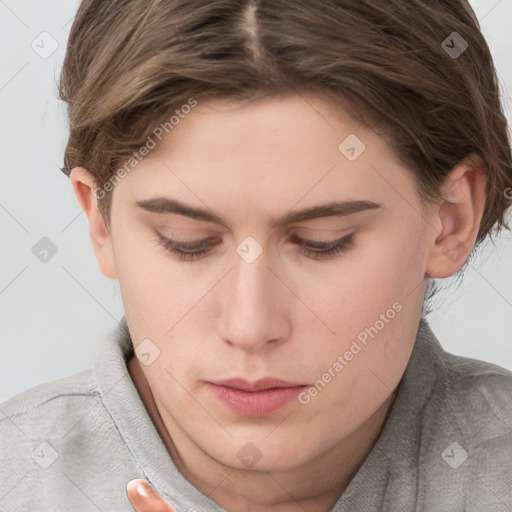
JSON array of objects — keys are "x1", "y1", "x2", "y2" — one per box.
[
  {"x1": 425, "y1": 154, "x2": 487, "y2": 279},
  {"x1": 69, "y1": 167, "x2": 118, "y2": 280}
]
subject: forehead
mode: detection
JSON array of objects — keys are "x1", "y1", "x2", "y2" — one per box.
[
  {"x1": 115, "y1": 93, "x2": 417, "y2": 222},
  {"x1": 143, "y1": 93, "x2": 388, "y2": 172}
]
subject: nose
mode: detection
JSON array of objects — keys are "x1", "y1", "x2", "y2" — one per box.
[{"x1": 216, "y1": 247, "x2": 290, "y2": 353}]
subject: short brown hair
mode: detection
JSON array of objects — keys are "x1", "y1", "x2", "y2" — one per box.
[{"x1": 59, "y1": 0, "x2": 512, "y2": 251}]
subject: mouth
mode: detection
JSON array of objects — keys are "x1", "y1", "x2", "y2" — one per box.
[
  {"x1": 207, "y1": 378, "x2": 309, "y2": 417},
  {"x1": 210, "y1": 377, "x2": 307, "y2": 391}
]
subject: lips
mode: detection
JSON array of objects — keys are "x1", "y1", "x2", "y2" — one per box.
[
  {"x1": 209, "y1": 377, "x2": 307, "y2": 392},
  {"x1": 207, "y1": 378, "x2": 309, "y2": 416}
]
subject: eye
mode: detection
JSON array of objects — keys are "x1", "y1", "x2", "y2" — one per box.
[
  {"x1": 289, "y1": 233, "x2": 356, "y2": 261},
  {"x1": 154, "y1": 232, "x2": 356, "y2": 262},
  {"x1": 154, "y1": 232, "x2": 219, "y2": 261}
]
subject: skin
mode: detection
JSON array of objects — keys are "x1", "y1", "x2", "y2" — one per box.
[{"x1": 71, "y1": 93, "x2": 486, "y2": 512}]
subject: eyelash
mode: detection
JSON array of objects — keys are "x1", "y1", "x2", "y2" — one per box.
[{"x1": 155, "y1": 232, "x2": 356, "y2": 262}]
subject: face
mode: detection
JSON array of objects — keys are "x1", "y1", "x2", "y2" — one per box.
[{"x1": 93, "y1": 94, "x2": 438, "y2": 471}]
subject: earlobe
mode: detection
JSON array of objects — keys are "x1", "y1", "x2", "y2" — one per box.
[
  {"x1": 69, "y1": 167, "x2": 118, "y2": 280},
  {"x1": 425, "y1": 155, "x2": 487, "y2": 279}
]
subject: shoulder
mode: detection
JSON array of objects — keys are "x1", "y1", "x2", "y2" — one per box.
[
  {"x1": 441, "y1": 350, "x2": 512, "y2": 434},
  {"x1": 0, "y1": 369, "x2": 106, "y2": 447},
  {"x1": 0, "y1": 370, "x2": 140, "y2": 510},
  {"x1": 0, "y1": 369, "x2": 100, "y2": 419},
  {"x1": 425, "y1": 350, "x2": 512, "y2": 504}
]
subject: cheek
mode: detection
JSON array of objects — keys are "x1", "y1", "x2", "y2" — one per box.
[
  {"x1": 115, "y1": 231, "x2": 194, "y2": 315},
  {"x1": 303, "y1": 231, "x2": 415, "y2": 326},
  {"x1": 297, "y1": 227, "x2": 424, "y2": 384},
  {"x1": 114, "y1": 239, "x2": 216, "y2": 361}
]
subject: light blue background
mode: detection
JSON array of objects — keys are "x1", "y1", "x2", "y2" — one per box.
[{"x1": 1, "y1": 0, "x2": 511, "y2": 402}]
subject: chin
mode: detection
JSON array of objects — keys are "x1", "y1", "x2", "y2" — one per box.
[{"x1": 203, "y1": 436, "x2": 309, "y2": 472}]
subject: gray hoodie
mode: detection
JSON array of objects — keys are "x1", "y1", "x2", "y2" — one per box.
[{"x1": 1, "y1": 316, "x2": 511, "y2": 511}]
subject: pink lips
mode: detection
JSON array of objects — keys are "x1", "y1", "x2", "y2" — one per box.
[{"x1": 207, "y1": 378, "x2": 308, "y2": 417}]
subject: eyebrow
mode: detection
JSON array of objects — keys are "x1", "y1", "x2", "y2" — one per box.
[{"x1": 135, "y1": 197, "x2": 382, "y2": 229}]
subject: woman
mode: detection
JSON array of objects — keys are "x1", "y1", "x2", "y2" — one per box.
[{"x1": 1, "y1": 0, "x2": 511, "y2": 510}]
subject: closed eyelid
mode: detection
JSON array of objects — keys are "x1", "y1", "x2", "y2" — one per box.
[
  {"x1": 156, "y1": 231, "x2": 350, "y2": 244},
  {"x1": 290, "y1": 232, "x2": 354, "y2": 246},
  {"x1": 155, "y1": 230, "x2": 357, "y2": 262}
]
